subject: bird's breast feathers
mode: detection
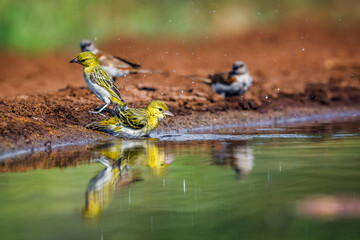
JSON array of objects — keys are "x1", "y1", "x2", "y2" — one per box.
[
  {"x1": 113, "y1": 125, "x2": 152, "y2": 138},
  {"x1": 231, "y1": 73, "x2": 253, "y2": 88},
  {"x1": 83, "y1": 71, "x2": 111, "y2": 103}
]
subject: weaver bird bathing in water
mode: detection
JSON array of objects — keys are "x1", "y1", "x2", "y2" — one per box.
[
  {"x1": 70, "y1": 52, "x2": 126, "y2": 116},
  {"x1": 81, "y1": 40, "x2": 163, "y2": 82},
  {"x1": 86, "y1": 100, "x2": 174, "y2": 138},
  {"x1": 186, "y1": 61, "x2": 253, "y2": 98}
]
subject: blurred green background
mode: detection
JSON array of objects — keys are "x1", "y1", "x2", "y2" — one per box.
[{"x1": 0, "y1": 0, "x2": 359, "y2": 53}]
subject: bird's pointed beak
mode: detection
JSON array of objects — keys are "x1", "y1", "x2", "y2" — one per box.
[
  {"x1": 69, "y1": 57, "x2": 78, "y2": 63},
  {"x1": 164, "y1": 110, "x2": 174, "y2": 117}
]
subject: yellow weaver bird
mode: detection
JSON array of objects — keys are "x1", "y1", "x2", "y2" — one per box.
[
  {"x1": 81, "y1": 40, "x2": 164, "y2": 82},
  {"x1": 70, "y1": 51, "x2": 126, "y2": 116},
  {"x1": 86, "y1": 100, "x2": 174, "y2": 138}
]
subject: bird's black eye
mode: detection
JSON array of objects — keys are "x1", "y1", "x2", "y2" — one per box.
[{"x1": 159, "y1": 108, "x2": 163, "y2": 112}]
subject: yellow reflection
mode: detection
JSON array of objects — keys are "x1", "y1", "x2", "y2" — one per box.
[
  {"x1": 82, "y1": 139, "x2": 174, "y2": 218},
  {"x1": 82, "y1": 158, "x2": 120, "y2": 218}
]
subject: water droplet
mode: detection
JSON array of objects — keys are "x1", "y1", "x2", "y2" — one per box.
[
  {"x1": 302, "y1": 48, "x2": 305, "y2": 51},
  {"x1": 150, "y1": 216, "x2": 153, "y2": 232},
  {"x1": 265, "y1": 95, "x2": 268, "y2": 99},
  {"x1": 258, "y1": 12, "x2": 261, "y2": 16}
]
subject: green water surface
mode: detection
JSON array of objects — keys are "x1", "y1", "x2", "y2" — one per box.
[{"x1": 0, "y1": 122, "x2": 359, "y2": 240}]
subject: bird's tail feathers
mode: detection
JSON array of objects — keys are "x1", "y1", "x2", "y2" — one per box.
[
  {"x1": 86, "y1": 121, "x2": 108, "y2": 132},
  {"x1": 86, "y1": 117, "x2": 120, "y2": 132},
  {"x1": 111, "y1": 95, "x2": 127, "y2": 109},
  {"x1": 184, "y1": 75, "x2": 212, "y2": 84},
  {"x1": 129, "y1": 69, "x2": 168, "y2": 76}
]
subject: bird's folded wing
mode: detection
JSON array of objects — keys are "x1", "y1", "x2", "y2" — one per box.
[
  {"x1": 208, "y1": 72, "x2": 230, "y2": 84},
  {"x1": 118, "y1": 108, "x2": 148, "y2": 129},
  {"x1": 112, "y1": 56, "x2": 140, "y2": 69},
  {"x1": 98, "y1": 51, "x2": 140, "y2": 69},
  {"x1": 89, "y1": 66, "x2": 124, "y2": 101}
]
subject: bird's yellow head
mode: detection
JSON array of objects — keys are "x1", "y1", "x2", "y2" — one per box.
[
  {"x1": 146, "y1": 100, "x2": 174, "y2": 121},
  {"x1": 69, "y1": 51, "x2": 99, "y2": 67}
]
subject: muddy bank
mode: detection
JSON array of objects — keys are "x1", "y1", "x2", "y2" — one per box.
[
  {"x1": 0, "y1": 22, "x2": 360, "y2": 154},
  {"x1": 1, "y1": 111, "x2": 360, "y2": 173}
]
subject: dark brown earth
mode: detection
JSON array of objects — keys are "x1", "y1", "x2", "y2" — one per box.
[{"x1": 0, "y1": 22, "x2": 360, "y2": 154}]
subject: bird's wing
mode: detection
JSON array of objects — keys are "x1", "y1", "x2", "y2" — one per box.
[
  {"x1": 118, "y1": 108, "x2": 148, "y2": 129},
  {"x1": 208, "y1": 72, "x2": 231, "y2": 84},
  {"x1": 184, "y1": 75, "x2": 212, "y2": 84},
  {"x1": 89, "y1": 66, "x2": 125, "y2": 104},
  {"x1": 112, "y1": 56, "x2": 140, "y2": 69},
  {"x1": 98, "y1": 51, "x2": 140, "y2": 69}
]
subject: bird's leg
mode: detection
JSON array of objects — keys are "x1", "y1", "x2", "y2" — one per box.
[
  {"x1": 90, "y1": 102, "x2": 110, "y2": 116},
  {"x1": 94, "y1": 104, "x2": 113, "y2": 114},
  {"x1": 93, "y1": 104, "x2": 106, "y2": 111}
]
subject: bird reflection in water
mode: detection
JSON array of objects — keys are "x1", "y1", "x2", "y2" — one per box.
[
  {"x1": 212, "y1": 141, "x2": 254, "y2": 180},
  {"x1": 82, "y1": 139, "x2": 174, "y2": 218}
]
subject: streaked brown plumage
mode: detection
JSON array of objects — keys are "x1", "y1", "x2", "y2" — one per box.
[
  {"x1": 81, "y1": 40, "x2": 163, "y2": 81},
  {"x1": 186, "y1": 61, "x2": 253, "y2": 98}
]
